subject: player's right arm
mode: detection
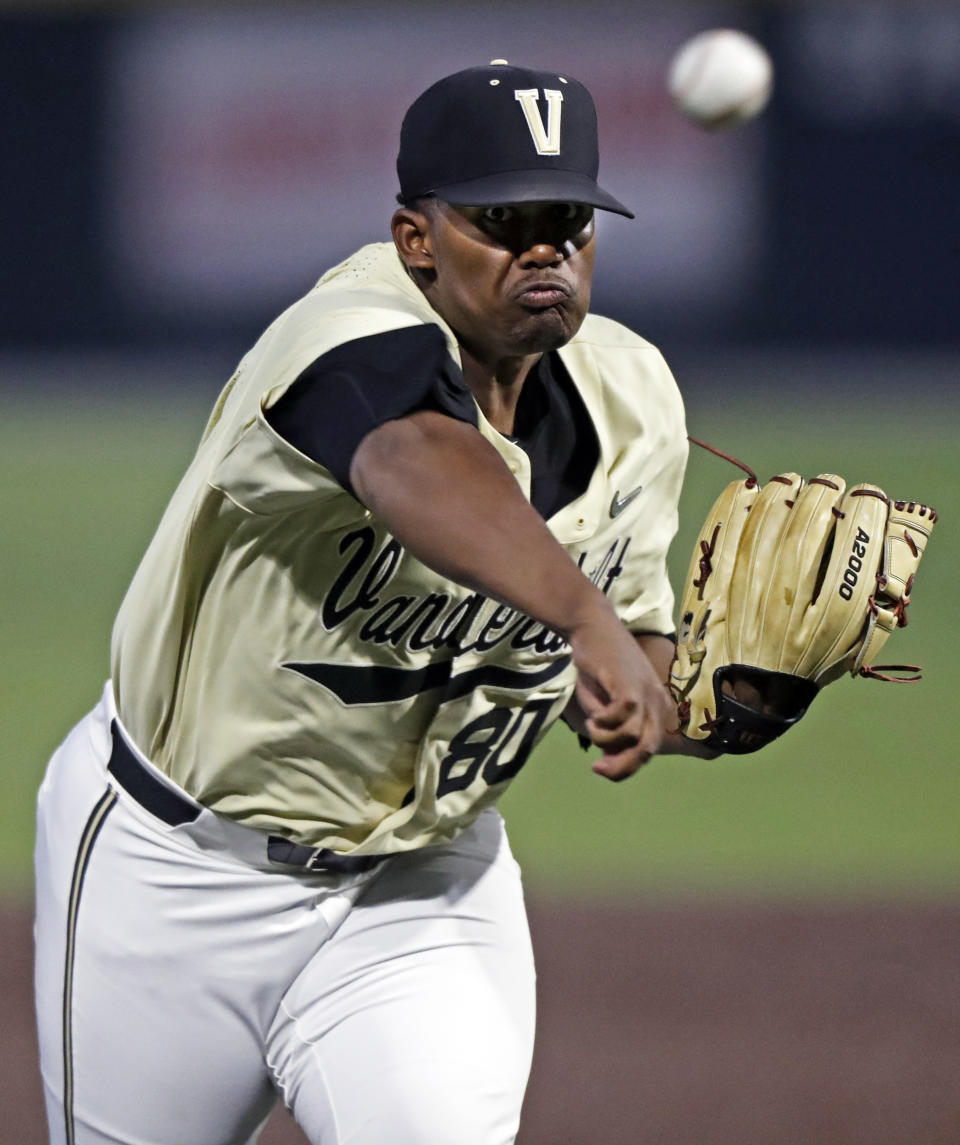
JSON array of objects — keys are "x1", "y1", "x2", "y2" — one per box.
[{"x1": 350, "y1": 408, "x2": 674, "y2": 778}]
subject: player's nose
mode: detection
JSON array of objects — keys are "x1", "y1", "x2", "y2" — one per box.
[{"x1": 517, "y1": 243, "x2": 564, "y2": 268}]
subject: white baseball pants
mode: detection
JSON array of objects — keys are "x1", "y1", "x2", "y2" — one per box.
[{"x1": 34, "y1": 684, "x2": 536, "y2": 1145}]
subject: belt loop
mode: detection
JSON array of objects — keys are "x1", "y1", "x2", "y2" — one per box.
[{"x1": 267, "y1": 836, "x2": 387, "y2": 874}]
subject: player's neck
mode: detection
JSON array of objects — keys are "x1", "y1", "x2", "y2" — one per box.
[{"x1": 459, "y1": 347, "x2": 541, "y2": 436}]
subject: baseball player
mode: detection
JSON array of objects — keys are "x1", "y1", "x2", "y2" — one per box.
[{"x1": 34, "y1": 62, "x2": 713, "y2": 1145}]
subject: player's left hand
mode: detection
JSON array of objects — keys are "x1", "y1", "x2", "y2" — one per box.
[{"x1": 670, "y1": 471, "x2": 937, "y2": 754}]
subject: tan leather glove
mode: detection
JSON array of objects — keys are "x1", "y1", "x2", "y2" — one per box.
[{"x1": 670, "y1": 472, "x2": 937, "y2": 754}]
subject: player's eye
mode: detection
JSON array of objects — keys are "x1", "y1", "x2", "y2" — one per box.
[
  {"x1": 552, "y1": 203, "x2": 594, "y2": 230},
  {"x1": 481, "y1": 206, "x2": 515, "y2": 224}
]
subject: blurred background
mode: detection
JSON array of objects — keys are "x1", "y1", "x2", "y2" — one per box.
[
  {"x1": 2, "y1": 2, "x2": 959, "y2": 1142},
  {"x1": 5, "y1": 1, "x2": 960, "y2": 354}
]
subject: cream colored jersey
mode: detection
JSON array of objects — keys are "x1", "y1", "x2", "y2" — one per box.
[{"x1": 111, "y1": 242, "x2": 688, "y2": 854}]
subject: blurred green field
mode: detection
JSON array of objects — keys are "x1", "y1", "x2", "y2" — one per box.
[{"x1": 2, "y1": 375, "x2": 956, "y2": 898}]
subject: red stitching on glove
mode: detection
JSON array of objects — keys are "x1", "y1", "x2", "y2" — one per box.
[
  {"x1": 859, "y1": 663, "x2": 922, "y2": 682},
  {"x1": 891, "y1": 573, "x2": 915, "y2": 628},
  {"x1": 674, "y1": 699, "x2": 691, "y2": 732},
  {"x1": 693, "y1": 524, "x2": 720, "y2": 600},
  {"x1": 686, "y1": 436, "x2": 758, "y2": 486},
  {"x1": 699, "y1": 709, "x2": 722, "y2": 734}
]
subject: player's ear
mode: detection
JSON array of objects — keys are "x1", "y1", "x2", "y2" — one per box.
[{"x1": 392, "y1": 206, "x2": 435, "y2": 271}]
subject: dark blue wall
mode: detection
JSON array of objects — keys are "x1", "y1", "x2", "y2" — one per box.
[{"x1": 2, "y1": 8, "x2": 958, "y2": 353}]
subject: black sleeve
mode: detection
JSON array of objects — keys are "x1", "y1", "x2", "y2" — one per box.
[{"x1": 264, "y1": 325, "x2": 477, "y2": 492}]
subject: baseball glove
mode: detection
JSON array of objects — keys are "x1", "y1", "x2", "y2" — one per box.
[{"x1": 670, "y1": 462, "x2": 937, "y2": 754}]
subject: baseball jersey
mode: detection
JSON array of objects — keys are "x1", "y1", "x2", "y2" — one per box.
[{"x1": 111, "y1": 242, "x2": 688, "y2": 855}]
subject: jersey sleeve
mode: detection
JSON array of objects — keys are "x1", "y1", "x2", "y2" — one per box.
[
  {"x1": 263, "y1": 325, "x2": 477, "y2": 492},
  {"x1": 208, "y1": 323, "x2": 476, "y2": 516}
]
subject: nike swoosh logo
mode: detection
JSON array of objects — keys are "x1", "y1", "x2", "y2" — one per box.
[{"x1": 610, "y1": 486, "x2": 643, "y2": 518}]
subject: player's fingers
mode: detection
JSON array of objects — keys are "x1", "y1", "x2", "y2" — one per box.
[
  {"x1": 587, "y1": 694, "x2": 638, "y2": 730},
  {"x1": 584, "y1": 722, "x2": 640, "y2": 754},
  {"x1": 721, "y1": 676, "x2": 764, "y2": 709},
  {"x1": 586, "y1": 705, "x2": 669, "y2": 760},
  {"x1": 584, "y1": 701, "x2": 647, "y2": 746},
  {"x1": 595, "y1": 712, "x2": 664, "y2": 779},
  {"x1": 590, "y1": 683, "x2": 673, "y2": 735},
  {"x1": 591, "y1": 742, "x2": 654, "y2": 781},
  {"x1": 638, "y1": 710, "x2": 666, "y2": 757}
]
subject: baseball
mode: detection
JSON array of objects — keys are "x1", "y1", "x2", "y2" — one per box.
[{"x1": 667, "y1": 29, "x2": 773, "y2": 130}]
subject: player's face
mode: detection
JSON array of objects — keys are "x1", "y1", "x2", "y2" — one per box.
[{"x1": 418, "y1": 200, "x2": 596, "y2": 363}]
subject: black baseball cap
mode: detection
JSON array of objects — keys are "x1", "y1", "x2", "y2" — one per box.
[{"x1": 397, "y1": 60, "x2": 634, "y2": 218}]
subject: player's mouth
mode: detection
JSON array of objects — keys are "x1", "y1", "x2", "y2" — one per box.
[{"x1": 514, "y1": 278, "x2": 572, "y2": 310}]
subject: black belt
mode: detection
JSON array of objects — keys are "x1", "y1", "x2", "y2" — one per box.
[
  {"x1": 106, "y1": 720, "x2": 388, "y2": 875},
  {"x1": 264, "y1": 837, "x2": 387, "y2": 874},
  {"x1": 107, "y1": 720, "x2": 200, "y2": 826}
]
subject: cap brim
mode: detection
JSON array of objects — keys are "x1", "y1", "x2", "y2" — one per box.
[{"x1": 430, "y1": 168, "x2": 634, "y2": 219}]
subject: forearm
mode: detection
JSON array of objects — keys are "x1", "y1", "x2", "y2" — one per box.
[
  {"x1": 352, "y1": 410, "x2": 675, "y2": 774},
  {"x1": 350, "y1": 410, "x2": 613, "y2": 637}
]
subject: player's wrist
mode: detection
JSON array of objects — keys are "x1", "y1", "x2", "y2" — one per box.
[
  {"x1": 560, "y1": 585, "x2": 622, "y2": 643},
  {"x1": 659, "y1": 728, "x2": 722, "y2": 759}
]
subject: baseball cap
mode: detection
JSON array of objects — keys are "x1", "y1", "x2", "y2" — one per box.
[{"x1": 397, "y1": 60, "x2": 634, "y2": 218}]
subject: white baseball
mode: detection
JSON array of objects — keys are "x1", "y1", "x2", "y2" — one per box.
[{"x1": 668, "y1": 29, "x2": 773, "y2": 130}]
